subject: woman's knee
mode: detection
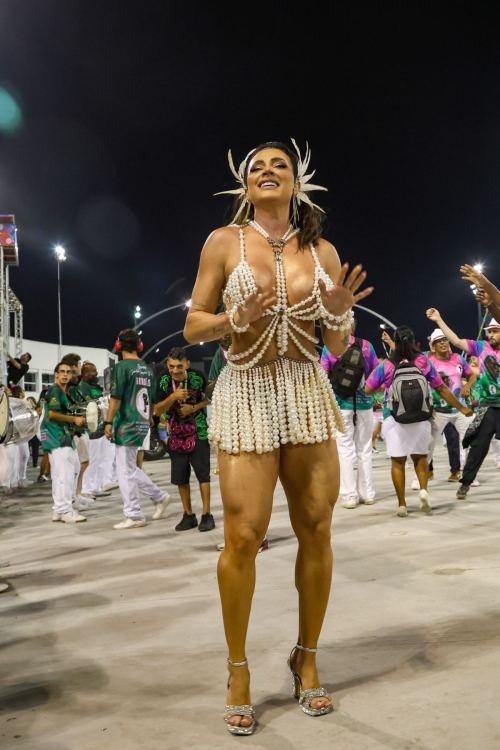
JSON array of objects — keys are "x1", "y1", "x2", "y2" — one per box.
[
  {"x1": 295, "y1": 516, "x2": 332, "y2": 547},
  {"x1": 224, "y1": 522, "x2": 265, "y2": 557}
]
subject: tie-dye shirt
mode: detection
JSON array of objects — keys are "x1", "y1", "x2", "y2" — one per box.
[
  {"x1": 465, "y1": 339, "x2": 500, "y2": 377},
  {"x1": 365, "y1": 355, "x2": 443, "y2": 418},
  {"x1": 428, "y1": 353, "x2": 472, "y2": 413},
  {"x1": 321, "y1": 337, "x2": 379, "y2": 410}
]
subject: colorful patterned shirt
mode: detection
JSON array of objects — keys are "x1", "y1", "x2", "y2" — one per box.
[
  {"x1": 428, "y1": 353, "x2": 472, "y2": 414},
  {"x1": 321, "y1": 336, "x2": 379, "y2": 410},
  {"x1": 366, "y1": 355, "x2": 444, "y2": 418},
  {"x1": 154, "y1": 368, "x2": 208, "y2": 441},
  {"x1": 465, "y1": 339, "x2": 500, "y2": 377}
]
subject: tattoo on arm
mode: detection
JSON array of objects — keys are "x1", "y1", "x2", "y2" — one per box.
[
  {"x1": 212, "y1": 326, "x2": 224, "y2": 336},
  {"x1": 191, "y1": 300, "x2": 208, "y2": 309},
  {"x1": 341, "y1": 333, "x2": 351, "y2": 346}
]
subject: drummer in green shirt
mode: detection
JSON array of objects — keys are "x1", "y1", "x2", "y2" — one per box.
[{"x1": 41, "y1": 362, "x2": 87, "y2": 523}]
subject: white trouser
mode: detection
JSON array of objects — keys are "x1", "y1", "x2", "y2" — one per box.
[
  {"x1": 102, "y1": 440, "x2": 117, "y2": 487},
  {"x1": 82, "y1": 436, "x2": 108, "y2": 495},
  {"x1": 115, "y1": 444, "x2": 165, "y2": 521},
  {"x1": 0, "y1": 444, "x2": 17, "y2": 488},
  {"x1": 18, "y1": 442, "x2": 30, "y2": 482},
  {"x1": 73, "y1": 448, "x2": 80, "y2": 499},
  {"x1": 337, "y1": 408, "x2": 375, "y2": 501},
  {"x1": 428, "y1": 411, "x2": 472, "y2": 468},
  {"x1": 491, "y1": 438, "x2": 500, "y2": 466},
  {"x1": 50, "y1": 447, "x2": 76, "y2": 514}
]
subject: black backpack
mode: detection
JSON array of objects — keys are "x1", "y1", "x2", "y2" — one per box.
[
  {"x1": 329, "y1": 338, "x2": 366, "y2": 424},
  {"x1": 387, "y1": 361, "x2": 432, "y2": 424}
]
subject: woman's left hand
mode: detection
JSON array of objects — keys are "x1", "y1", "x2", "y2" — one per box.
[{"x1": 319, "y1": 263, "x2": 373, "y2": 316}]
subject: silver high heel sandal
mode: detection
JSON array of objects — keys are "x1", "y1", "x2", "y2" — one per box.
[
  {"x1": 288, "y1": 644, "x2": 333, "y2": 716},
  {"x1": 224, "y1": 658, "x2": 256, "y2": 736}
]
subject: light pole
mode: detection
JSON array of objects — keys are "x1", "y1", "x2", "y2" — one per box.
[{"x1": 55, "y1": 246, "x2": 66, "y2": 361}]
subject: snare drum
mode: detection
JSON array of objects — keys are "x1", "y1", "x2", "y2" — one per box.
[
  {"x1": 4, "y1": 398, "x2": 39, "y2": 445},
  {"x1": 74, "y1": 395, "x2": 110, "y2": 434}
]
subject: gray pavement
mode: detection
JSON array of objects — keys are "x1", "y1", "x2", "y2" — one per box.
[{"x1": 1, "y1": 443, "x2": 500, "y2": 750}]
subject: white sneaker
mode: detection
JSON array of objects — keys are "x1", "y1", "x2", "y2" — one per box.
[
  {"x1": 152, "y1": 494, "x2": 171, "y2": 520},
  {"x1": 113, "y1": 517, "x2": 146, "y2": 530},
  {"x1": 52, "y1": 512, "x2": 62, "y2": 522},
  {"x1": 73, "y1": 499, "x2": 91, "y2": 511},
  {"x1": 342, "y1": 496, "x2": 358, "y2": 509},
  {"x1": 18, "y1": 479, "x2": 32, "y2": 488},
  {"x1": 411, "y1": 478, "x2": 419, "y2": 491},
  {"x1": 360, "y1": 497, "x2": 375, "y2": 505},
  {"x1": 419, "y1": 489, "x2": 432, "y2": 513},
  {"x1": 93, "y1": 489, "x2": 112, "y2": 497},
  {"x1": 102, "y1": 481, "x2": 119, "y2": 491},
  {"x1": 61, "y1": 509, "x2": 87, "y2": 523},
  {"x1": 397, "y1": 506, "x2": 408, "y2": 517},
  {"x1": 0, "y1": 486, "x2": 14, "y2": 495},
  {"x1": 471, "y1": 479, "x2": 480, "y2": 487},
  {"x1": 80, "y1": 493, "x2": 96, "y2": 502}
]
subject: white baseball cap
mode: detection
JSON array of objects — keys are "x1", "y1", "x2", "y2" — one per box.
[
  {"x1": 485, "y1": 318, "x2": 500, "y2": 330},
  {"x1": 429, "y1": 328, "x2": 447, "y2": 344}
]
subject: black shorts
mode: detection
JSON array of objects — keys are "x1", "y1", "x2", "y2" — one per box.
[{"x1": 169, "y1": 438, "x2": 211, "y2": 486}]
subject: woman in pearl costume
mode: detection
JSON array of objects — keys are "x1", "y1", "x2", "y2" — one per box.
[{"x1": 184, "y1": 141, "x2": 372, "y2": 735}]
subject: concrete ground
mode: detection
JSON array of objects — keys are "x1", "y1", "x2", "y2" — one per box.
[{"x1": 1, "y1": 442, "x2": 500, "y2": 750}]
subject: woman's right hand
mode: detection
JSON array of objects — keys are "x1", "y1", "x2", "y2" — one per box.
[
  {"x1": 460, "y1": 405, "x2": 474, "y2": 418},
  {"x1": 233, "y1": 287, "x2": 277, "y2": 329}
]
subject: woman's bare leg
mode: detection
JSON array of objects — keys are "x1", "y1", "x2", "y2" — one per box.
[
  {"x1": 218, "y1": 448, "x2": 279, "y2": 727},
  {"x1": 411, "y1": 454, "x2": 428, "y2": 490},
  {"x1": 391, "y1": 456, "x2": 407, "y2": 506},
  {"x1": 279, "y1": 439, "x2": 340, "y2": 711}
]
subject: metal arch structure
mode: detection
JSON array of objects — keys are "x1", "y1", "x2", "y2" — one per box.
[
  {"x1": 141, "y1": 330, "x2": 185, "y2": 361},
  {"x1": 9, "y1": 288, "x2": 23, "y2": 359},
  {"x1": 133, "y1": 303, "x2": 188, "y2": 331},
  {"x1": 353, "y1": 304, "x2": 397, "y2": 330}
]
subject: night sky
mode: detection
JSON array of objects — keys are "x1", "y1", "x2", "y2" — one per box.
[{"x1": 0, "y1": 2, "x2": 498, "y2": 363}]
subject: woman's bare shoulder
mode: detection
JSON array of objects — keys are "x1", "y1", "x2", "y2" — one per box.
[
  {"x1": 314, "y1": 237, "x2": 341, "y2": 271},
  {"x1": 204, "y1": 225, "x2": 240, "y2": 249}
]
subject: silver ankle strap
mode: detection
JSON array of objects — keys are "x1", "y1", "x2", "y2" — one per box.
[
  {"x1": 295, "y1": 644, "x2": 317, "y2": 653},
  {"x1": 227, "y1": 657, "x2": 248, "y2": 667}
]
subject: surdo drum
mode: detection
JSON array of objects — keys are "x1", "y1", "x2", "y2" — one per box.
[{"x1": 0, "y1": 395, "x2": 39, "y2": 445}]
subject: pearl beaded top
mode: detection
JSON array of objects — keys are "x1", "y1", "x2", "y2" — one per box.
[{"x1": 223, "y1": 222, "x2": 346, "y2": 371}]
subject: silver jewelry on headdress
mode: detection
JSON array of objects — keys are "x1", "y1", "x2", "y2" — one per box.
[{"x1": 214, "y1": 140, "x2": 328, "y2": 219}]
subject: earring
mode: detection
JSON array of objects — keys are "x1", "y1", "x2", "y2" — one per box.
[{"x1": 292, "y1": 196, "x2": 299, "y2": 228}]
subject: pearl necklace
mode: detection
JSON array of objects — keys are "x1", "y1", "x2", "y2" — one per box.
[{"x1": 223, "y1": 222, "x2": 353, "y2": 370}]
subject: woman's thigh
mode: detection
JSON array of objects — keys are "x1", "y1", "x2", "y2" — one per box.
[
  {"x1": 218, "y1": 449, "x2": 280, "y2": 537},
  {"x1": 279, "y1": 439, "x2": 340, "y2": 532}
]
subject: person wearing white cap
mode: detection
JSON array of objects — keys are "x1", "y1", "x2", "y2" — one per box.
[
  {"x1": 424, "y1": 328, "x2": 475, "y2": 480},
  {"x1": 426, "y1": 308, "x2": 500, "y2": 500}
]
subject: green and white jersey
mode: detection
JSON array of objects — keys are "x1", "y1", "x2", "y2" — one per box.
[
  {"x1": 41, "y1": 384, "x2": 75, "y2": 452},
  {"x1": 77, "y1": 380, "x2": 104, "y2": 439},
  {"x1": 110, "y1": 358, "x2": 155, "y2": 447}
]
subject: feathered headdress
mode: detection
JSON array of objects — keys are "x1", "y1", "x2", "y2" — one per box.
[{"x1": 214, "y1": 139, "x2": 327, "y2": 219}]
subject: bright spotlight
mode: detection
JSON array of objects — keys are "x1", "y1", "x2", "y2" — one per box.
[
  {"x1": 473, "y1": 264, "x2": 483, "y2": 273},
  {"x1": 135, "y1": 305, "x2": 141, "y2": 312},
  {"x1": 155, "y1": 348, "x2": 160, "y2": 353},
  {"x1": 134, "y1": 311, "x2": 141, "y2": 319},
  {"x1": 185, "y1": 299, "x2": 192, "y2": 308},
  {"x1": 55, "y1": 245, "x2": 66, "y2": 261},
  {"x1": 380, "y1": 323, "x2": 386, "y2": 329},
  {"x1": 138, "y1": 330, "x2": 142, "y2": 335}
]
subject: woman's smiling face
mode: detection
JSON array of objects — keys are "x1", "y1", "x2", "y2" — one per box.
[{"x1": 245, "y1": 148, "x2": 297, "y2": 209}]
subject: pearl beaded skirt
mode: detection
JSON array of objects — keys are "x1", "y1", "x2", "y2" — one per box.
[{"x1": 209, "y1": 358, "x2": 345, "y2": 455}]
